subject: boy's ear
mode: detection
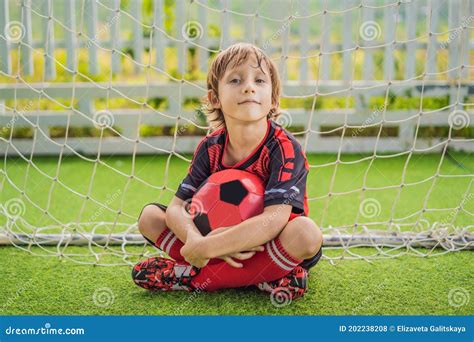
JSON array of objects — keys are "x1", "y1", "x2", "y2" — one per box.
[
  {"x1": 271, "y1": 100, "x2": 280, "y2": 113},
  {"x1": 207, "y1": 90, "x2": 221, "y2": 109}
]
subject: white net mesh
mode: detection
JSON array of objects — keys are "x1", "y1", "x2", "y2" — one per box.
[{"x1": 0, "y1": 0, "x2": 473, "y2": 265}]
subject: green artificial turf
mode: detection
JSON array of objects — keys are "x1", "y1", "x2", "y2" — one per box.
[
  {"x1": 0, "y1": 246, "x2": 472, "y2": 315},
  {"x1": 0, "y1": 152, "x2": 473, "y2": 315}
]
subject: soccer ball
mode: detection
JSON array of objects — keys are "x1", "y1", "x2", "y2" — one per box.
[{"x1": 189, "y1": 169, "x2": 265, "y2": 236}]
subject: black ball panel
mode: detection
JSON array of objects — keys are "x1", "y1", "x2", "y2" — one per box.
[
  {"x1": 193, "y1": 213, "x2": 212, "y2": 236},
  {"x1": 220, "y1": 180, "x2": 248, "y2": 205}
]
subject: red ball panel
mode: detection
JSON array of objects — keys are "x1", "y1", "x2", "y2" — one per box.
[
  {"x1": 240, "y1": 174, "x2": 265, "y2": 195},
  {"x1": 207, "y1": 201, "x2": 242, "y2": 229},
  {"x1": 206, "y1": 169, "x2": 254, "y2": 184},
  {"x1": 238, "y1": 192, "x2": 264, "y2": 220},
  {"x1": 191, "y1": 183, "x2": 220, "y2": 215}
]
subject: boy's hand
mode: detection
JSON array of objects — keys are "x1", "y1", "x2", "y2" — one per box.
[
  {"x1": 207, "y1": 226, "x2": 265, "y2": 268},
  {"x1": 218, "y1": 246, "x2": 264, "y2": 268},
  {"x1": 180, "y1": 226, "x2": 209, "y2": 268}
]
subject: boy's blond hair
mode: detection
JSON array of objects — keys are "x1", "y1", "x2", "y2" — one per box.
[{"x1": 203, "y1": 43, "x2": 281, "y2": 131}]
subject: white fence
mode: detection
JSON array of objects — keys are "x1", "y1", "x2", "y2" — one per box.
[
  {"x1": 0, "y1": 0, "x2": 473, "y2": 155},
  {"x1": 0, "y1": 80, "x2": 473, "y2": 155}
]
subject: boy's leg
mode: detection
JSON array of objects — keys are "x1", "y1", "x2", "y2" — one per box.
[
  {"x1": 255, "y1": 217, "x2": 323, "y2": 299},
  {"x1": 138, "y1": 203, "x2": 186, "y2": 262},
  {"x1": 138, "y1": 204, "x2": 168, "y2": 245},
  {"x1": 190, "y1": 216, "x2": 323, "y2": 291},
  {"x1": 280, "y1": 214, "x2": 323, "y2": 272},
  {"x1": 138, "y1": 203, "x2": 221, "y2": 265},
  {"x1": 132, "y1": 216, "x2": 322, "y2": 293},
  {"x1": 299, "y1": 247, "x2": 323, "y2": 271}
]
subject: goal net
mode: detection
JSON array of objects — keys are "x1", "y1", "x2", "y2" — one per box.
[{"x1": 0, "y1": 0, "x2": 473, "y2": 265}]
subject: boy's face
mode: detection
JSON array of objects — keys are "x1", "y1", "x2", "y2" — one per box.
[{"x1": 211, "y1": 54, "x2": 273, "y2": 124}]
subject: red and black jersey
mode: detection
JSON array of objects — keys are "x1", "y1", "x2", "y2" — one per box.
[{"x1": 175, "y1": 119, "x2": 309, "y2": 216}]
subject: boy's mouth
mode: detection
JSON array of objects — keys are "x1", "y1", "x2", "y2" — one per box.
[{"x1": 238, "y1": 100, "x2": 260, "y2": 105}]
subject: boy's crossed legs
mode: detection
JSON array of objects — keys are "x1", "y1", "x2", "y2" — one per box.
[{"x1": 133, "y1": 203, "x2": 323, "y2": 297}]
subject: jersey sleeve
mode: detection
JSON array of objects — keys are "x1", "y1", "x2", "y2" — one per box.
[
  {"x1": 264, "y1": 141, "x2": 308, "y2": 213},
  {"x1": 175, "y1": 137, "x2": 211, "y2": 201}
]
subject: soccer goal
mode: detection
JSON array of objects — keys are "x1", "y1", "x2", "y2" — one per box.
[{"x1": 0, "y1": 0, "x2": 472, "y2": 266}]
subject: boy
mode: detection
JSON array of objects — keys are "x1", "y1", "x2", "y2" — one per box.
[{"x1": 132, "y1": 43, "x2": 323, "y2": 301}]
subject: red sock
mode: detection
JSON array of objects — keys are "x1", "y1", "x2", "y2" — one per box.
[
  {"x1": 190, "y1": 237, "x2": 302, "y2": 292},
  {"x1": 155, "y1": 228, "x2": 221, "y2": 265},
  {"x1": 155, "y1": 228, "x2": 185, "y2": 261}
]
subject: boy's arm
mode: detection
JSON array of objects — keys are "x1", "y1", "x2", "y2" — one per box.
[
  {"x1": 165, "y1": 196, "x2": 202, "y2": 243},
  {"x1": 187, "y1": 204, "x2": 292, "y2": 259},
  {"x1": 167, "y1": 134, "x2": 212, "y2": 243}
]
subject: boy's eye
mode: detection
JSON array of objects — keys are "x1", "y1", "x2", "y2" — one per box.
[{"x1": 229, "y1": 78, "x2": 265, "y2": 84}]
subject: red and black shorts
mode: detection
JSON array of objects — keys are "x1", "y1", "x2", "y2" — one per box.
[{"x1": 139, "y1": 202, "x2": 322, "y2": 271}]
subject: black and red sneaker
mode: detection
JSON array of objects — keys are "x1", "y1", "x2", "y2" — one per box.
[
  {"x1": 132, "y1": 257, "x2": 200, "y2": 292},
  {"x1": 256, "y1": 266, "x2": 308, "y2": 301}
]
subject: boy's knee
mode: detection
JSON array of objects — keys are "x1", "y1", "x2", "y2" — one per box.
[
  {"x1": 138, "y1": 205, "x2": 166, "y2": 237},
  {"x1": 287, "y1": 217, "x2": 322, "y2": 259}
]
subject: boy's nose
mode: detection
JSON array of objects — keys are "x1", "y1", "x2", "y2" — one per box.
[{"x1": 242, "y1": 80, "x2": 256, "y2": 94}]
